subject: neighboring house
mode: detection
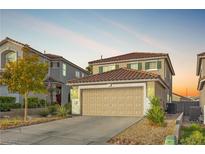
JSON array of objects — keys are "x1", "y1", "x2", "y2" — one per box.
[
  {"x1": 0, "y1": 37, "x2": 89, "y2": 105},
  {"x1": 172, "y1": 93, "x2": 193, "y2": 102},
  {"x1": 68, "y1": 52, "x2": 175, "y2": 116},
  {"x1": 196, "y1": 52, "x2": 205, "y2": 110}
]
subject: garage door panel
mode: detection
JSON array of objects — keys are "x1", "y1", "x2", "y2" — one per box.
[{"x1": 82, "y1": 87, "x2": 144, "y2": 116}]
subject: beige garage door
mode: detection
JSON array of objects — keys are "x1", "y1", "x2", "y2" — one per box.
[{"x1": 81, "y1": 87, "x2": 144, "y2": 116}]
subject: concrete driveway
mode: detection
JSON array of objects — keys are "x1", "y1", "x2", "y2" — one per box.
[{"x1": 0, "y1": 116, "x2": 141, "y2": 145}]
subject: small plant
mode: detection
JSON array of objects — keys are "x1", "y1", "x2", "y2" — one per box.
[
  {"x1": 64, "y1": 103, "x2": 71, "y2": 114},
  {"x1": 180, "y1": 131, "x2": 205, "y2": 145},
  {"x1": 57, "y1": 106, "x2": 68, "y2": 117},
  {"x1": 146, "y1": 97, "x2": 165, "y2": 126},
  {"x1": 39, "y1": 108, "x2": 50, "y2": 117},
  {"x1": 48, "y1": 105, "x2": 58, "y2": 115}
]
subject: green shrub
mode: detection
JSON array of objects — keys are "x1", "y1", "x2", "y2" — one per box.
[
  {"x1": 187, "y1": 123, "x2": 202, "y2": 132},
  {"x1": 146, "y1": 97, "x2": 165, "y2": 126},
  {"x1": 180, "y1": 131, "x2": 205, "y2": 145},
  {"x1": 0, "y1": 96, "x2": 16, "y2": 104},
  {"x1": 39, "y1": 108, "x2": 50, "y2": 117},
  {"x1": 0, "y1": 96, "x2": 16, "y2": 112},
  {"x1": 23, "y1": 97, "x2": 48, "y2": 108},
  {"x1": 48, "y1": 105, "x2": 58, "y2": 115},
  {"x1": 57, "y1": 106, "x2": 69, "y2": 117},
  {"x1": 28, "y1": 97, "x2": 39, "y2": 108},
  {"x1": 39, "y1": 99, "x2": 48, "y2": 107},
  {"x1": 10, "y1": 103, "x2": 22, "y2": 109},
  {"x1": 0, "y1": 102, "x2": 11, "y2": 112},
  {"x1": 64, "y1": 103, "x2": 71, "y2": 114}
]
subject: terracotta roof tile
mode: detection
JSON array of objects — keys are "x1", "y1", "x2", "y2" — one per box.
[
  {"x1": 45, "y1": 54, "x2": 63, "y2": 59},
  {"x1": 198, "y1": 52, "x2": 205, "y2": 56},
  {"x1": 88, "y1": 52, "x2": 168, "y2": 64},
  {"x1": 68, "y1": 68, "x2": 168, "y2": 88}
]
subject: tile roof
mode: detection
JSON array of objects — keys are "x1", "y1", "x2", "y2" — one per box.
[
  {"x1": 88, "y1": 52, "x2": 168, "y2": 64},
  {"x1": 197, "y1": 52, "x2": 205, "y2": 56},
  {"x1": 68, "y1": 68, "x2": 168, "y2": 88},
  {"x1": 0, "y1": 37, "x2": 89, "y2": 74},
  {"x1": 44, "y1": 54, "x2": 63, "y2": 59}
]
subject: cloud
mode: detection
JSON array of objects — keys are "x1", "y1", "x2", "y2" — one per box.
[
  {"x1": 3, "y1": 12, "x2": 120, "y2": 55},
  {"x1": 95, "y1": 14, "x2": 167, "y2": 50}
]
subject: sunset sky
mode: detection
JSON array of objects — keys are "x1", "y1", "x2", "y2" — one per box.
[{"x1": 1, "y1": 10, "x2": 205, "y2": 96}]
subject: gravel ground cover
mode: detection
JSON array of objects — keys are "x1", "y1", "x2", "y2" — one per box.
[{"x1": 108, "y1": 115, "x2": 177, "y2": 145}]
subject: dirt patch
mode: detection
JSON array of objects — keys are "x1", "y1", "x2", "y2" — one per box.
[{"x1": 108, "y1": 115, "x2": 177, "y2": 145}]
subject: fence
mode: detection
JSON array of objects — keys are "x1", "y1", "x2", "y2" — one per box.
[{"x1": 167, "y1": 101, "x2": 200, "y2": 116}]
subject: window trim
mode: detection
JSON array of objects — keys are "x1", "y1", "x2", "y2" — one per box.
[
  {"x1": 5, "y1": 51, "x2": 17, "y2": 63},
  {"x1": 100, "y1": 64, "x2": 116, "y2": 73},
  {"x1": 145, "y1": 61, "x2": 158, "y2": 71},
  {"x1": 129, "y1": 62, "x2": 142, "y2": 70},
  {"x1": 75, "y1": 71, "x2": 80, "y2": 78},
  {"x1": 62, "y1": 63, "x2": 67, "y2": 77}
]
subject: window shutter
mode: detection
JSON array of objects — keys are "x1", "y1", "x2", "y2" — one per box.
[
  {"x1": 157, "y1": 61, "x2": 161, "y2": 69},
  {"x1": 127, "y1": 64, "x2": 131, "y2": 69},
  {"x1": 99, "y1": 66, "x2": 103, "y2": 73},
  {"x1": 145, "y1": 62, "x2": 149, "y2": 70},
  {"x1": 115, "y1": 64, "x2": 119, "y2": 69},
  {"x1": 138, "y1": 63, "x2": 142, "y2": 70}
]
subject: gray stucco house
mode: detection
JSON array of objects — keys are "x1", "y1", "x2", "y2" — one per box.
[{"x1": 0, "y1": 37, "x2": 89, "y2": 105}]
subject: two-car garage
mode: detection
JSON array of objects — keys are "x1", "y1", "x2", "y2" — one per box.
[
  {"x1": 81, "y1": 87, "x2": 144, "y2": 116},
  {"x1": 68, "y1": 68, "x2": 167, "y2": 117}
]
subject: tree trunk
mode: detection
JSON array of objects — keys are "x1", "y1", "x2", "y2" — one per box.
[{"x1": 24, "y1": 92, "x2": 28, "y2": 121}]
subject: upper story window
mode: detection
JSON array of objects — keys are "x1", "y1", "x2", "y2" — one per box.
[
  {"x1": 57, "y1": 62, "x2": 60, "y2": 67},
  {"x1": 6, "y1": 52, "x2": 17, "y2": 63},
  {"x1": 62, "y1": 63, "x2": 67, "y2": 76},
  {"x1": 127, "y1": 63, "x2": 142, "y2": 70},
  {"x1": 50, "y1": 61, "x2": 60, "y2": 68},
  {"x1": 99, "y1": 64, "x2": 116, "y2": 73},
  {"x1": 75, "y1": 71, "x2": 80, "y2": 78},
  {"x1": 145, "y1": 61, "x2": 161, "y2": 70},
  {"x1": 50, "y1": 62, "x2": 53, "y2": 68},
  {"x1": 81, "y1": 73, "x2": 85, "y2": 77}
]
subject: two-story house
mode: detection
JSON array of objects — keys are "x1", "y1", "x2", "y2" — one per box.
[
  {"x1": 68, "y1": 52, "x2": 175, "y2": 116},
  {"x1": 0, "y1": 37, "x2": 89, "y2": 105},
  {"x1": 196, "y1": 52, "x2": 205, "y2": 111}
]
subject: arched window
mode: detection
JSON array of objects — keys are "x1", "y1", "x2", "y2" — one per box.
[{"x1": 5, "y1": 51, "x2": 17, "y2": 63}]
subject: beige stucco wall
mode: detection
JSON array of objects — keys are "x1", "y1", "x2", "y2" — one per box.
[
  {"x1": 0, "y1": 41, "x2": 24, "y2": 68},
  {"x1": 146, "y1": 81, "x2": 166, "y2": 108},
  {"x1": 200, "y1": 59, "x2": 205, "y2": 77},
  {"x1": 91, "y1": 58, "x2": 172, "y2": 99},
  {"x1": 0, "y1": 41, "x2": 47, "y2": 69},
  {"x1": 146, "y1": 81, "x2": 155, "y2": 99},
  {"x1": 200, "y1": 86, "x2": 205, "y2": 111},
  {"x1": 92, "y1": 59, "x2": 165, "y2": 78},
  {"x1": 155, "y1": 82, "x2": 166, "y2": 108},
  {"x1": 70, "y1": 81, "x2": 166, "y2": 115}
]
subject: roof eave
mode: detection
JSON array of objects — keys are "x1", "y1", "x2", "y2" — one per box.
[
  {"x1": 68, "y1": 78, "x2": 169, "y2": 89},
  {"x1": 196, "y1": 55, "x2": 205, "y2": 76}
]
